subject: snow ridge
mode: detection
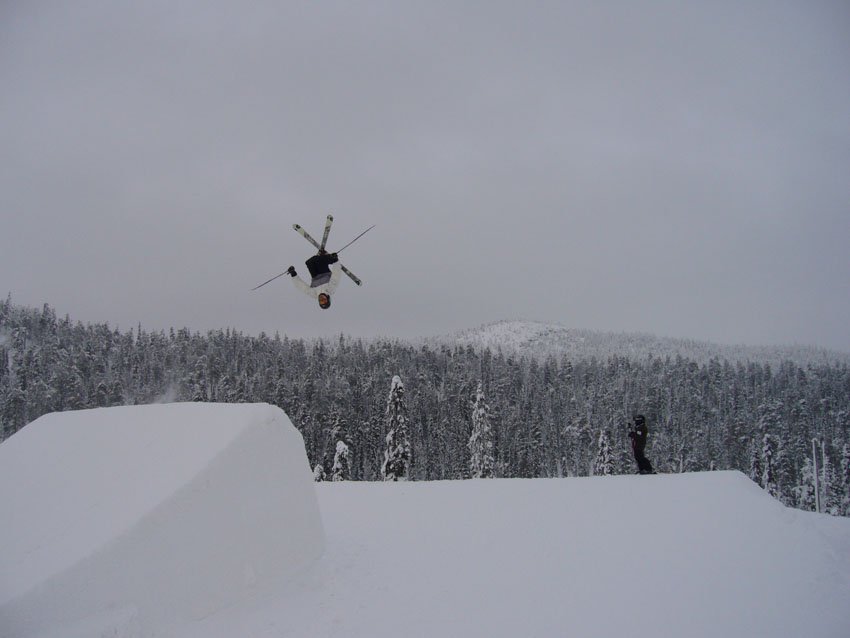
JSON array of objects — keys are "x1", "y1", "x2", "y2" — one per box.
[{"x1": 444, "y1": 319, "x2": 850, "y2": 367}]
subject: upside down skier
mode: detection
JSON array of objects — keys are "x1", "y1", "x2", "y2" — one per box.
[
  {"x1": 286, "y1": 249, "x2": 342, "y2": 310},
  {"x1": 251, "y1": 214, "x2": 372, "y2": 309},
  {"x1": 628, "y1": 414, "x2": 655, "y2": 474}
]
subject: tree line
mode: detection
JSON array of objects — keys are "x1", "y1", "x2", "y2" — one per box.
[{"x1": 1, "y1": 299, "x2": 848, "y2": 515}]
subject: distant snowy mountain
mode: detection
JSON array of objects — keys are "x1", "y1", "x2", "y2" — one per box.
[{"x1": 440, "y1": 320, "x2": 850, "y2": 367}]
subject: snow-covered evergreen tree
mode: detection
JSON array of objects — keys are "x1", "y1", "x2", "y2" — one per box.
[
  {"x1": 215, "y1": 376, "x2": 233, "y2": 403},
  {"x1": 313, "y1": 463, "x2": 326, "y2": 482},
  {"x1": 64, "y1": 373, "x2": 86, "y2": 410},
  {"x1": 330, "y1": 411, "x2": 347, "y2": 447},
  {"x1": 820, "y1": 444, "x2": 838, "y2": 515},
  {"x1": 749, "y1": 444, "x2": 763, "y2": 487},
  {"x1": 593, "y1": 429, "x2": 614, "y2": 476},
  {"x1": 468, "y1": 381, "x2": 495, "y2": 478},
  {"x1": 795, "y1": 457, "x2": 817, "y2": 512},
  {"x1": 761, "y1": 433, "x2": 780, "y2": 499},
  {"x1": 841, "y1": 444, "x2": 850, "y2": 517},
  {"x1": 773, "y1": 434, "x2": 793, "y2": 505},
  {"x1": 381, "y1": 375, "x2": 411, "y2": 481},
  {"x1": 332, "y1": 440, "x2": 350, "y2": 482}
]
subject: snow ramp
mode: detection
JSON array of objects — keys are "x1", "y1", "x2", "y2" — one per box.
[{"x1": 0, "y1": 402, "x2": 324, "y2": 637}]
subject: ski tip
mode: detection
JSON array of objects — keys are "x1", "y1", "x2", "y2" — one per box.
[{"x1": 293, "y1": 224, "x2": 301, "y2": 230}]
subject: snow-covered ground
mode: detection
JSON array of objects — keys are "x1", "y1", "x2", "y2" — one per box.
[
  {"x1": 2, "y1": 403, "x2": 849, "y2": 637},
  {"x1": 183, "y1": 475, "x2": 850, "y2": 638}
]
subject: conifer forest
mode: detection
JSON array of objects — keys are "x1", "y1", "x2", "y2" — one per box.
[{"x1": 2, "y1": 300, "x2": 849, "y2": 516}]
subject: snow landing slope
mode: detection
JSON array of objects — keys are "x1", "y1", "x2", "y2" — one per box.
[{"x1": 182, "y1": 472, "x2": 850, "y2": 638}]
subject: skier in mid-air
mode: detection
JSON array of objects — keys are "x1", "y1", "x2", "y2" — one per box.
[
  {"x1": 286, "y1": 249, "x2": 341, "y2": 309},
  {"x1": 628, "y1": 414, "x2": 655, "y2": 474},
  {"x1": 251, "y1": 214, "x2": 373, "y2": 310}
]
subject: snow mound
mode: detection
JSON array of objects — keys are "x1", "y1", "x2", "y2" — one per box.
[
  {"x1": 181, "y1": 471, "x2": 850, "y2": 638},
  {"x1": 0, "y1": 402, "x2": 324, "y2": 638}
]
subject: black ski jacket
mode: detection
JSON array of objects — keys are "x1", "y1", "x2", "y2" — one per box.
[
  {"x1": 305, "y1": 253, "x2": 338, "y2": 279},
  {"x1": 629, "y1": 423, "x2": 648, "y2": 455}
]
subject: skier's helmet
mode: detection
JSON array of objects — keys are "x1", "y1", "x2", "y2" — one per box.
[
  {"x1": 318, "y1": 293, "x2": 331, "y2": 309},
  {"x1": 634, "y1": 414, "x2": 646, "y2": 427}
]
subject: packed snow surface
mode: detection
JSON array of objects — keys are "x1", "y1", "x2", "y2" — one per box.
[
  {"x1": 0, "y1": 403, "x2": 323, "y2": 637},
  {"x1": 2, "y1": 403, "x2": 849, "y2": 637},
  {"x1": 184, "y1": 473, "x2": 850, "y2": 638}
]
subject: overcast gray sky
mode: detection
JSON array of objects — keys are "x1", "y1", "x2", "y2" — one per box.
[{"x1": 2, "y1": 0, "x2": 849, "y2": 351}]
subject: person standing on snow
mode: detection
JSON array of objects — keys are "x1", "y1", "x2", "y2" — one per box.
[
  {"x1": 628, "y1": 414, "x2": 655, "y2": 474},
  {"x1": 286, "y1": 250, "x2": 342, "y2": 310}
]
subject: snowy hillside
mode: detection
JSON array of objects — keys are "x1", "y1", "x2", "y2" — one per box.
[
  {"x1": 2, "y1": 404, "x2": 849, "y2": 637},
  {"x1": 443, "y1": 319, "x2": 850, "y2": 367}
]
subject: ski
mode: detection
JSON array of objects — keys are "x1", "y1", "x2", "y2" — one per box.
[
  {"x1": 293, "y1": 224, "x2": 321, "y2": 250},
  {"x1": 340, "y1": 264, "x2": 362, "y2": 286},
  {"x1": 320, "y1": 214, "x2": 333, "y2": 252}
]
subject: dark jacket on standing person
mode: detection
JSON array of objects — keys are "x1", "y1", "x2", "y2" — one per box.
[
  {"x1": 630, "y1": 423, "x2": 648, "y2": 454},
  {"x1": 629, "y1": 415, "x2": 654, "y2": 474}
]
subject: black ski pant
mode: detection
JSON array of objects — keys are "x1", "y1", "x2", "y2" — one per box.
[{"x1": 634, "y1": 451, "x2": 654, "y2": 474}]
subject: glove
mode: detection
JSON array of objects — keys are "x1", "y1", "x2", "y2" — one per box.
[
  {"x1": 329, "y1": 253, "x2": 339, "y2": 263},
  {"x1": 286, "y1": 266, "x2": 296, "y2": 277}
]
